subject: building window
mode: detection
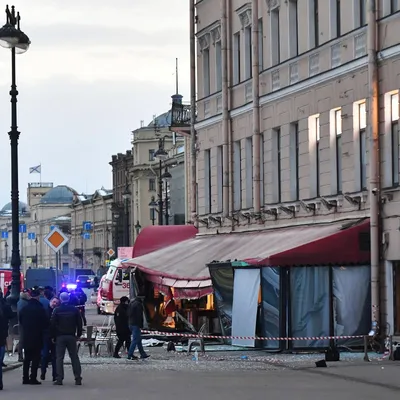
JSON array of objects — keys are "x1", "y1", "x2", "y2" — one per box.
[
  {"x1": 258, "y1": 18, "x2": 264, "y2": 71},
  {"x1": 359, "y1": 0, "x2": 366, "y2": 26},
  {"x1": 391, "y1": 93, "x2": 399, "y2": 186},
  {"x1": 203, "y1": 48, "x2": 210, "y2": 97},
  {"x1": 290, "y1": 123, "x2": 300, "y2": 200},
  {"x1": 245, "y1": 137, "x2": 253, "y2": 208},
  {"x1": 244, "y1": 25, "x2": 252, "y2": 79},
  {"x1": 233, "y1": 141, "x2": 242, "y2": 210},
  {"x1": 233, "y1": 32, "x2": 241, "y2": 85},
  {"x1": 308, "y1": 114, "x2": 320, "y2": 198},
  {"x1": 310, "y1": 0, "x2": 319, "y2": 48},
  {"x1": 331, "y1": 0, "x2": 341, "y2": 38},
  {"x1": 335, "y1": 109, "x2": 343, "y2": 193},
  {"x1": 288, "y1": 0, "x2": 299, "y2": 58},
  {"x1": 260, "y1": 133, "x2": 265, "y2": 206},
  {"x1": 271, "y1": 8, "x2": 280, "y2": 65},
  {"x1": 204, "y1": 149, "x2": 211, "y2": 214},
  {"x1": 217, "y1": 146, "x2": 223, "y2": 212},
  {"x1": 149, "y1": 178, "x2": 156, "y2": 191},
  {"x1": 316, "y1": 116, "x2": 321, "y2": 196},
  {"x1": 274, "y1": 129, "x2": 282, "y2": 203},
  {"x1": 215, "y1": 41, "x2": 222, "y2": 92},
  {"x1": 359, "y1": 102, "x2": 367, "y2": 190},
  {"x1": 149, "y1": 149, "x2": 155, "y2": 161},
  {"x1": 391, "y1": 0, "x2": 399, "y2": 13}
]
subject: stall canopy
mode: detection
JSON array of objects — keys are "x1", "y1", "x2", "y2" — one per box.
[
  {"x1": 123, "y1": 219, "x2": 369, "y2": 298},
  {"x1": 132, "y1": 225, "x2": 198, "y2": 258}
]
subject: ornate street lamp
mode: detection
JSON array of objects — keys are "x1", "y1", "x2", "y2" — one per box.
[
  {"x1": 148, "y1": 196, "x2": 158, "y2": 225},
  {"x1": 134, "y1": 221, "x2": 141, "y2": 236},
  {"x1": 0, "y1": 5, "x2": 31, "y2": 310}
]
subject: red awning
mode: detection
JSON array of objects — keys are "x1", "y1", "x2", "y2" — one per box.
[
  {"x1": 132, "y1": 225, "x2": 198, "y2": 258},
  {"x1": 264, "y1": 219, "x2": 370, "y2": 266},
  {"x1": 123, "y1": 219, "x2": 370, "y2": 298}
]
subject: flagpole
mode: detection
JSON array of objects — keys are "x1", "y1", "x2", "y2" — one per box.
[{"x1": 39, "y1": 163, "x2": 42, "y2": 185}]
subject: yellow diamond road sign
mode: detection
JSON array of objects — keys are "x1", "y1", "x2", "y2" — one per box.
[
  {"x1": 44, "y1": 226, "x2": 69, "y2": 253},
  {"x1": 107, "y1": 249, "x2": 115, "y2": 257}
]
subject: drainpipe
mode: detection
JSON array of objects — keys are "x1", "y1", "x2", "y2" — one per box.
[
  {"x1": 190, "y1": 0, "x2": 198, "y2": 226},
  {"x1": 221, "y1": 0, "x2": 229, "y2": 218},
  {"x1": 252, "y1": 0, "x2": 261, "y2": 214},
  {"x1": 367, "y1": 0, "x2": 380, "y2": 328}
]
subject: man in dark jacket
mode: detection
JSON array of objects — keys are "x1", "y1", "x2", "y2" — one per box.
[
  {"x1": 16, "y1": 289, "x2": 31, "y2": 362},
  {"x1": 75, "y1": 287, "x2": 87, "y2": 326},
  {"x1": 0, "y1": 296, "x2": 13, "y2": 390},
  {"x1": 113, "y1": 296, "x2": 131, "y2": 358},
  {"x1": 127, "y1": 294, "x2": 149, "y2": 361},
  {"x1": 19, "y1": 289, "x2": 48, "y2": 385},
  {"x1": 50, "y1": 291, "x2": 83, "y2": 386}
]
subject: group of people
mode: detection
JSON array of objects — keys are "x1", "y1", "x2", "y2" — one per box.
[
  {"x1": 0, "y1": 285, "x2": 83, "y2": 390},
  {"x1": 113, "y1": 294, "x2": 150, "y2": 361}
]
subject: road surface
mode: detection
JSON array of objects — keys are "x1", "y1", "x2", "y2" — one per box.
[{"x1": 3, "y1": 361, "x2": 400, "y2": 399}]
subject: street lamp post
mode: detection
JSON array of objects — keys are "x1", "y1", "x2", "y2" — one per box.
[
  {"x1": 161, "y1": 168, "x2": 172, "y2": 226},
  {"x1": 122, "y1": 188, "x2": 131, "y2": 246},
  {"x1": 0, "y1": 5, "x2": 30, "y2": 310},
  {"x1": 154, "y1": 137, "x2": 169, "y2": 226},
  {"x1": 148, "y1": 197, "x2": 157, "y2": 225},
  {"x1": 5, "y1": 242, "x2": 8, "y2": 264},
  {"x1": 34, "y1": 237, "x2": 38, "y2": 267}
]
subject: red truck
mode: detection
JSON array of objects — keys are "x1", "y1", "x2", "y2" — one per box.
[{"x1": 0, "y1": 268, "x2": 24, "y2": 293}]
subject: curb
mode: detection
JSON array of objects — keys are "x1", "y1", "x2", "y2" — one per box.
[{"x1": 2, "y1": 362, "x2": 23, "y2": 372}]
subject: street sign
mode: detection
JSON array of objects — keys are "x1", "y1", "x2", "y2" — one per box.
[
  {"x1": 50, "y1": 225, "x2": 58, "y2": 231},
  {"x1": 28, "y1": 232, "x2": 36, "y2": 240},
  {"x1": 83, "y1": 233, "x2": 90, "y2": 240},
  {"x1": 1, "y1": 231, "x2": 8, "y2": 239},
  {"x1": 107, "y1": 249, "x2": 115, "y2": 257},
  {"x1": 26, "y1": 257, "x2": 32, "y2": 265},
  {"x1": 19, "y1": 224, "x2": 26, "y2": 233},
  {"x1": 83, "y1": 221, "x2": 92, "y2": 231},
  {"x1": 43, "y1": 226, "x2": 69, "y2": 253}
]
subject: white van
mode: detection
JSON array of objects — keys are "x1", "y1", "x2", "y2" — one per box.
[{"x1": 100, "y1": 259, "x2": 130, "y2": 314}]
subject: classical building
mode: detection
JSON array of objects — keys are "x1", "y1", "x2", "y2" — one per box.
[
  {"x1": 188, "y1": 0, "x2": 400, "y2": 336},
  {"x1": 110, "y1": 100, "x2": 187, "y2": 246},
  {"x1": 109, "y1": 150, "x2": 133, "y2": 249},
  {"x1": 70, "y1": 188, "x2": 113, "y2": 271},
  {"x1": 0, "y1": 183, "x2": 77, "y2": 272}
]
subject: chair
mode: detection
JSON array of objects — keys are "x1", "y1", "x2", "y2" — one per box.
[
  {"x1": 187, "y1": 323, "x2": 206, "y2": 355},
  {"x1": 77, "y1": 325, "x2": 97, "y2": 357},
  {"x1": 95, "y1": 325, "x2": 115, "y2": 357}
]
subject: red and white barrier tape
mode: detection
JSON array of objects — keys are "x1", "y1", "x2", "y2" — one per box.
[{"x1": 141, "y1": 330, "x2": 365, "y2": 341}]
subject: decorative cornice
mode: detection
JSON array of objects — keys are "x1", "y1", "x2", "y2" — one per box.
[
  {"x1": 266, "y1": 0, "x2": 280, "y2": 13},
  {"x1": 210, "y1": 25, "x2": 221, "y2": 44},
  {"x1": 236, "y1": 3, "x2": 252, "y2": 29},
  {"x1": 198, "y1": 32, "x2": 211, "y2": 51}
]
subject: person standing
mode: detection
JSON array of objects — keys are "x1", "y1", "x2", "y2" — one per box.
[
  {"x1": 0, "y1": 294, "x2": 13, "y2": 390},
  {"x1": 40, "y1": 297, "x2": 60, "y2": 382},
  {"x1": 113, "y1": 296, "x2": 131, "y2": 358},
  {"x1": 17, "y1": 289, "x2": 31, "y2": 362},
  {"x1": 19, "y1": 289, "x2": 48, "y2": 385},
  {"x1": 127, "y1": 293, "x2": 149, "y2": 361},
  {"x1": 50, "y1": 291, "x2": 83, "y2": 386},
  {"x1": 75, "y1": 287, "x2": 87, "y2": 326}
]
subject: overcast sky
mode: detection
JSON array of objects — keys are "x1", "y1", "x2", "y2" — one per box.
[{"x1": 0, "y1": 0, "x2": 190, "y2": 208}]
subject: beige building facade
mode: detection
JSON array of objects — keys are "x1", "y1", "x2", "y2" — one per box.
[
  {"x1": 0, "y1": 183, "x2": 77, "y2": 271},
  {"x1": 70, "y1": 189, "x2": 113, "y2": 270},
  {"x1": 193, "y1": 0, "x2": 400, "y2": 333}
]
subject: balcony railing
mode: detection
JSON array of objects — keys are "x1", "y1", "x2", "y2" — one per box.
[{"x1": 170, "y1": 101, "x2": 193, "y2": 128}]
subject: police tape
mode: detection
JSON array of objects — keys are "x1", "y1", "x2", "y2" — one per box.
[{"x1": 140, "y1": 330, "x2": 365, "y2": 341}]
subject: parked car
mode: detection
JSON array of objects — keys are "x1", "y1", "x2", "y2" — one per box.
[{"x1": 76, "y1": 274, "x2": 94, "y2": 288}]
